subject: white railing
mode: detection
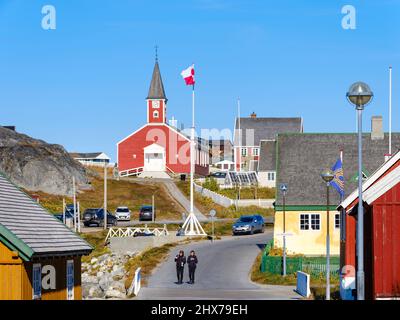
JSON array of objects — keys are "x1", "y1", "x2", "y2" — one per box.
[
  {"x1": 105, "y1": 225, "x2": 169, "y2": 241},
  {"x1": 119, "y1": 167, "x2": 144, "y2": 177}
]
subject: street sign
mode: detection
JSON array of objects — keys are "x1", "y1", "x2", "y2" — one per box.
[
  {"x1": 279, "y1": 183, "x2": 288, "y2": 193},
  {"x1": 209, "y1": 209, "x2": 216, "y2": 218}
]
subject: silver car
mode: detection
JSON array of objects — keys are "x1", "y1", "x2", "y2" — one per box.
[{"x1": 115, "y1": 206, "x2": 131, "y2": 221}]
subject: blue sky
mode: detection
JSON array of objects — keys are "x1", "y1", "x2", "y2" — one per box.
[{"x1": 0, "y1": 0, "x2": 399, "y2": 161}]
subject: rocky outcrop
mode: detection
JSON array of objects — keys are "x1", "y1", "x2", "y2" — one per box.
[
  {"x1": 82, "y1": 251, "x2": 137, "y2": 300},
  {"x1": 0, "y1": 126, "x2": 88, "y2": 195}
]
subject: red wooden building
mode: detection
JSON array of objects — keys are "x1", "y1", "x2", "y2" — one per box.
[
  {"x1": 117, "y1": 60, "x2": 209, "y2": 177},
  {"x1": 339, "y1": 151, "x2": 400, "y2": 300}
]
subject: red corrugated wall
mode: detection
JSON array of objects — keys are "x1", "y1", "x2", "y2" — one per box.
[{"x1": 372, "y1": 182, "x2": 400, "y2": 298}]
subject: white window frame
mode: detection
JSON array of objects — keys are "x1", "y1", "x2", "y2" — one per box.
[
  {"x1": 299, "y1": 213, "x2": 321, "y2": 231},
  {"x1": 310, "y1": 213, "x2": 321, "y2": 231},
  {"x1": 241, "y1": 148, "x2": 247, "y2": 156},
  {"x1": 267, "y1": 172, "x2": 275, "y2": 181},
  {"x1": 335, "y1": 213, "x2": 340, "y2": 229},
  {"x1": 153, "y1": 110, "x2": 159, "y2": 118},
  {"x1": 32, "y1": 263, "x2": 41, "y2": 300},
  {"x1": 299, "y1": 214, "x2": 310, "y2": 231},
  {"x1": 66, "y1": 260, "x2": 74, "y2": 300},
  {"x1": 252, "y1": 147, "x2": 259, "y2": 156}
]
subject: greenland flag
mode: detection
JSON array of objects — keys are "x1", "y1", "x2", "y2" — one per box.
[{"x1": 181, "y1": 65, "x2": 195, "y2": 86}]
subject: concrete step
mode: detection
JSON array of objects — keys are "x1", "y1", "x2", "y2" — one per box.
[{"x1": 137, "y1": 171, "x2": 172, "y2": 179}]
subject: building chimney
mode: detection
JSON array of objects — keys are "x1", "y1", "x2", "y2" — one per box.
[
  {"x1": 371, "y1": 116, "x2": 384, "y2": 140},
  {"x1": 250, "y1": 112, "x2": 257, "y2": 119}
]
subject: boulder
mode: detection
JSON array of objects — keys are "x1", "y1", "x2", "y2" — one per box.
[{"x1": 0, "y1": 126, "x2": 88, "y2": 196}]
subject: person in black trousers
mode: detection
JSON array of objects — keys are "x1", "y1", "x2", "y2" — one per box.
[
  {"x1": 187, "y1": 250, "x2": 198, "y2": 284},
  {"x1": 174, "y1": 250, "x2": 186, "y2": 284}
]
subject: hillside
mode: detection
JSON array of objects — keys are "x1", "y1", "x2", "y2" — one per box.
[{"x1": 0, "y1": 126, "x2": 87, "y2": 196}]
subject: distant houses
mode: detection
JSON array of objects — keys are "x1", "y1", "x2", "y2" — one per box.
[
  {"x1": 273, "y1": 119, "x2": 400, "y2": 256},
  {"x1": 0, "y1": 172, "x2": 92, "y2": 300},
  {"x1": 233, "y1": 114, "x2": 303, "y2": 186},
  {"x1": 70, "y1": 152, "x2": 112, "y2": 167}
]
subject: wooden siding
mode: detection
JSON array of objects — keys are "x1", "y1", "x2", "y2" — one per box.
[
  {"x1": 0, "y1": 241, "x2": 23, "y2": 300},
  {"x1": 371, "y1": 182, "x2": 400, "y2": 298},
  {"x1": 1, "y1": 241, "x2": 82, "y2": 300}
]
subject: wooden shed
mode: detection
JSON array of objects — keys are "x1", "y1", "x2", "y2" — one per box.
[
  {"x1": 0, "y1": 172, "x2": 92, "y2": 300},
  {"x1": 339, "y1": 151, "x2": 400, "y2": 299}
]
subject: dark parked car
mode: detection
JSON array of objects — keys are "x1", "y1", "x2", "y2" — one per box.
[
  {"x1": 54, "y1": 204, "x2": 76, "y2": 222},
  {"x1": 232, "y1": 215, "x2": 265, "y2": 235},
  {"x1": 83, "y1": 208, "x2": 117, "y2": 227},
  {"x1": 139, "y1": 205, "x2": 156, "y2": 221},
  {"x1": 210, "y1": 172, "x2": 227, "y2": 179}
]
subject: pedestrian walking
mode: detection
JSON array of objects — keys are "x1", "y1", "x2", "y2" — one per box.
[
  {"x1": 174, "y1": 250, "x2": 186, "y2": 284},
  {"x1": 187, "y1": 250, "x2": 198, "y2": 284}
]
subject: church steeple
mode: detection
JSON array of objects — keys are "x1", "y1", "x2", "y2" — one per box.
[
  {"x1": 146, "y1": 55, "x2": 167, "y2": 124},
  {"x1": 146, "y1": 60, "x2": 167, "y2": 102}
]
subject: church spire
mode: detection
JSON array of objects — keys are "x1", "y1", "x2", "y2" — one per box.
[{"x1": 146, "y1": 54, "x2": 167, "y2": 102}]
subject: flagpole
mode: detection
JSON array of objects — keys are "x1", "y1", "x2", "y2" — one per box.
[
  {"x1": 238, "y1": 98, "x2": 241, "y2": 173},
  {"x1": 190, "y1": 84, "x2": 195, "y2": 220},
  {"x1": 389, "y1": 66, "x2": 392, "y2": 156}
]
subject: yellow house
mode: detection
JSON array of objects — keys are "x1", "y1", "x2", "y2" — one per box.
[{"x1": 273, "y1": 129, "x2": 400, "y2": 256}]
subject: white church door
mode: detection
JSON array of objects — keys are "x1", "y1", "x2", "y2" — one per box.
[{"x1": 143, "y1": 143, "x2": 166, "y2": 172}]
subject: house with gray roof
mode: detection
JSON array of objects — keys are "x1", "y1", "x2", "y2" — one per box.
[
  {"x1": 69, "y1": 152, "x2": 112, "y2": 167},
  {"x1": 272, "y1": 116, "x2": 400, "y2": 256},
  {"x1": 0, "y1": 172, "x2": 92, "y2": 300},
  {"x1": 233, "y1": 112, "x2": 303, "y2": 186}
]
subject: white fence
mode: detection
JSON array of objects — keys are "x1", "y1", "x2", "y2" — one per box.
[
  {"x1": 105, "y1": 225, "x2": 169, "y2": 241},
  {"x1": 193, "y1": 183, "x2": 274, "y2": 208}
]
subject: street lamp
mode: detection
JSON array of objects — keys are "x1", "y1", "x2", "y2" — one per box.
[
  {"x1": 279, "y1": 183, "x2": 288, "y2": 276},
  {"x1": 321, "y1": 169, "x2": 334, "y2": 301},
  {"x1": 346, "y1": 81, "x2": 373, "y2": 301}
]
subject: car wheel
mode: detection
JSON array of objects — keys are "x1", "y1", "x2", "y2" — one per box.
[
  {"x1": 250, "y1": 228, "x2": 254, "y2": 235},
  {"x1": 261, "y1": 226, "x2": 265, "y2": 233},
  {"x1": 113, "y1": 220, "x2": 117, "y2": 226}
]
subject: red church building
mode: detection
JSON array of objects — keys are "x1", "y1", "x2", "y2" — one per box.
[
  {"x1": 339, "y1": 151, "x2": 400, "y2": 300},
  {"x1": 117, "y1": 59, "x2": 209, "y2": 177}
]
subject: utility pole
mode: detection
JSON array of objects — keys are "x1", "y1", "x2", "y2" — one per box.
[
  {"x1": 104, "y1": 163, "x2": 107, "y2": 230},
  {"x1": 280, "y1": 183, "x2": 288, "y2": 276},
  {"x1": 62, "y1": 198, "x2": 66, "y2": 224},
  {"x1": 72, "y1": 176, "x2": 77, "y2": 232},
  {"x1": 152, "y1": 194, "x2": 155, "y2": 223},
  {"x1": 77, "y1": 201, "x2": 81, "y2": 233}
]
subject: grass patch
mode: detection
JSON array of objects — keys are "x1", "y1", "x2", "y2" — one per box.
[
  {"x1": 79, "y1": 230, "x2": 110, "y2": 263},
  {"x1": 124, "y1": 242, "x2": 179, "y2": 289},
  {"x1": 176, "y1": 181, "x2": 274, "y2": 219},
  {"x1": 250, "y1": 250, "x2": 341, "y2": 299},
  {"x1": 217, "y1": 187, "x2": 275, "y2": 200},
  {"x1": 26, "y1": 177, "x2": 183, "y2": 220}
]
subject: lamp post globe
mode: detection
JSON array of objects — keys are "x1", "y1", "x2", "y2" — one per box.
[
  {"x1": 321, "y1": 169, "x2": 334, "y2": 184},
  {"x1": 346, "y1": 82, "x2": 373, "y2": 109}
]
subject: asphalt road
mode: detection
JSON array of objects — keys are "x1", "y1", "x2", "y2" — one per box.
[{"x1": 139, "y1": 231, "x2": 301, "y2": 300}]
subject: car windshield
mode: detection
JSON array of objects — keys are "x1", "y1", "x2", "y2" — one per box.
[
  {"x1": 117, "y1": 208, "x2": 129, "y2": 212},
  {"x1": 141, "y1": 207, "x2": 152, "y2": 212},
  {"x1": 239, "y1": 217, "x2": 254, "y2": 223},
  {"x1": 84, "y1": 209, "x2": 97, "y2": 215}
]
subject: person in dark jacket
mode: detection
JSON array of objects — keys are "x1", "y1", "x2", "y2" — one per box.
[
  {"x1": 187, "y1": 250, "x2": 198, "y2": 284},
  {"x1": 174, "y1": 250, "x2": 186, "y2": 284}
]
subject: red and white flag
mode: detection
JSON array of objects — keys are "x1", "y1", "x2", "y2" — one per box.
[{"x1": 181, "y1": 64, "x2": 195, "y2": 86}]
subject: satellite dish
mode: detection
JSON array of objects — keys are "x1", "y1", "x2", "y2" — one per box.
[{"x1": 209, "y1": 209, "x2": 216, "y2": 217}]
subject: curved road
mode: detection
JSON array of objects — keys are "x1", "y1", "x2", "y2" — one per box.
[{"x1": 139, "y1": 231, "x2": 301, "y2": 300}]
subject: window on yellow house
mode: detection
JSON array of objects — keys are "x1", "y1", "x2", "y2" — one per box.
[
  {"x1": 300, "y1": 214, "x2": 320, "y2": 231},
  {"x1": 335, "y1": 214, "x2": 340, "y2": 229}
]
